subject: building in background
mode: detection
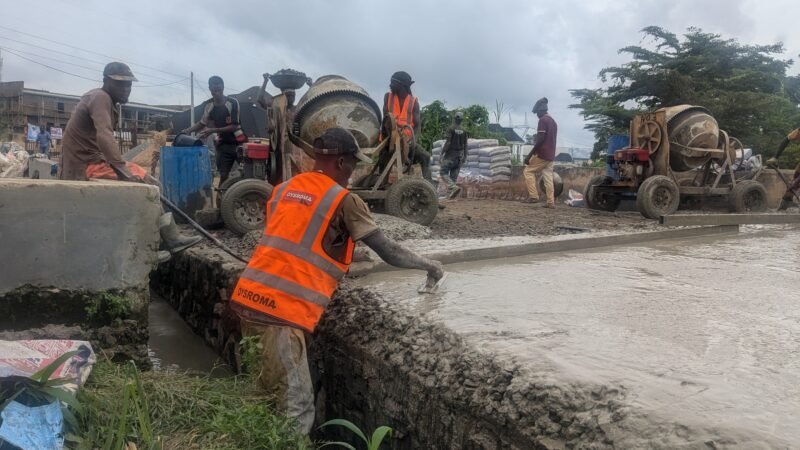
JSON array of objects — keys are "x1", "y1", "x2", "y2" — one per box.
[{"x1": 0, "y1": 81, "x2": 184, "y2": 149}]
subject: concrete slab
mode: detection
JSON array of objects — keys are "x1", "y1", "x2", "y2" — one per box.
[
  {"x1": 660, "y1": 213, "x2": 800, "y2": 226},
  {"x1": 0, "y1": 179, "x2": 161, "y2": 294},
  {"x1": 358, "y1": 224, "x2": 800, "y2": 447}
]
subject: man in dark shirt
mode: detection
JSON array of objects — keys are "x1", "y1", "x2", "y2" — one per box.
[
  {"x1": 183, "y1": 76, "x2": 244, "y2": 185},
  {"x1": 522, "y1": 97, "x2": 558, "y2": 208},
  {"x1": 440, "y1": 111, "x2": 468, "y2": 198}
]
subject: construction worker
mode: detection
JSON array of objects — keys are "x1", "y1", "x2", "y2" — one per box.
[
  {"x1": 382, "y1": 71, "x2": 432, "y2": 183},
  {"x1": 230, "y1": 127, "x2": 444, "y2": 434},
  {"x1": 522, "y1": 97, "x2": 558, "y2": 208},
  {"x1": 36, "y1": 126, "x2": 52, "y2": 156},
  {"x1": 60, "y1": 62, "x2": 201, "y2": 259},
  {"x1": 183, "y1": 76, "x2": 246, "y2": 186},
  {"x1": 440, "y1": 111, "x2": 468, "y2": 198},
  {"x1": 766, "y1": 126, "x2": 800, "y2": 210}
]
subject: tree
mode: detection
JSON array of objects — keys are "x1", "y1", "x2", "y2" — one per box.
[
  {"x1": 571, "y1": 26, "x2": 800, "y2": 165},
  {"x1": 419, "y1": 102, "x2": 503, "y2": 150}
]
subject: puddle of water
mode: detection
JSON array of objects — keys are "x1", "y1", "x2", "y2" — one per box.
[
  {"x1": 148, "y1": 293, "x2": 231, "y2": 376},
  {"x1": 360, "y1": 225, "x2": 800, "y2": 444}
]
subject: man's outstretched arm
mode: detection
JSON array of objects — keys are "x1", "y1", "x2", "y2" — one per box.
[{"x1": 362, "y1": 230, "x2": 443, "y2": 280}]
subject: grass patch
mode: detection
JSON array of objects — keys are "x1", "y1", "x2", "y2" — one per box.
[{"x1": 76, "y1": 361, "x2": 312, "y2": 449}]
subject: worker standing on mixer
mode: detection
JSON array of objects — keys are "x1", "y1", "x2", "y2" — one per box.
[
  {"x1": 767, "y1": 127, "x2": 800, "y2": 210},
  {"x1": 230, "y1": 127, "x2": 444, "y2": 434},
  {"x1": 382, "y1": 71, "x2": 432, "y2": 183}
]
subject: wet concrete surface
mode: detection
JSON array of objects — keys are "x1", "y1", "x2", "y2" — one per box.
[
  {"x1": 148, "y1": 293, "x2": 231, "y2": 376},
  {"x1": 359, "y1": 225, "x2": 800, "y2": 446}
]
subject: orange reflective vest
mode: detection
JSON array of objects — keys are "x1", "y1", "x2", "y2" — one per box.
[
  {"x1": 231, "y1": 172, "x2": 355, "y2": 332},
  {"x1": 386, "y1": 92, "x2": 417, "y2": 137}
]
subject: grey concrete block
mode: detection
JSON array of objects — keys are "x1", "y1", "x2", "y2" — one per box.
[{"x1": 0, "y1": 179, "x2": 161, "y2": 294}]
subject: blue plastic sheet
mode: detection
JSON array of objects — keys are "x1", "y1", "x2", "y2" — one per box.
[{"x1": 0, "y1": 400, "x2": 64, "y2": 450}]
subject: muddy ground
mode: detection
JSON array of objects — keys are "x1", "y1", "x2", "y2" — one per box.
[
  {"x1": 430, "y1": 199, "x2": 656, "y2": 239},
  {"x1": 203, "y1": 199, "x2": 660, "y2": 259}
]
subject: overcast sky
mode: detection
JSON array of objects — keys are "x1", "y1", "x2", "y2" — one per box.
[{"x1": 1, "y1": 0, "x2": 798, "y2": 148}]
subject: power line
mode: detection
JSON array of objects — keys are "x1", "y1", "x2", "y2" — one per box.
[
  {"x1": 138, "y1": 78, "x2": 189, "y2": 88},
  {"x1": 2, "y1": 48, "x2": 100, "y2": 82},
  {"x1": 0, "y1": 24, "x2": 187, "y2": 80},
  {"x1": 0, "y1": 36, "x2": 186, "y2": 88}
]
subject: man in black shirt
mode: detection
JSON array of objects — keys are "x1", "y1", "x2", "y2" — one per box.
[
  {"x1": 183, "y1": 76, "x2": 245, "y2": 184},
  {"x1": 440, "y1": 111, "x2": 468, "y2": 198}
]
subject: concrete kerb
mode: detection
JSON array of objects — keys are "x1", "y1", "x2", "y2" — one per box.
[{"x1": 349, "y1": 225, "x2": 740, "y2": 276}]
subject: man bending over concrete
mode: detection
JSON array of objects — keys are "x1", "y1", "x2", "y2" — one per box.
[
  {"x1": 230, "y1": 127, "x2": 444, "y2": 434},
  {"x1": 767, "y1": 126, "x2": 800, "y2": 210},
  {"x1": 60, "y1": 62, "x2": 201, "y2": 258}
]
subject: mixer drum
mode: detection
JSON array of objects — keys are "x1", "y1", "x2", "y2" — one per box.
[
  {"x1": 293, "y1": 75, "x2": 382, "y2": 150},
  {"x1": 660, "y1": 105, "x2": 720, "y2": 172}
]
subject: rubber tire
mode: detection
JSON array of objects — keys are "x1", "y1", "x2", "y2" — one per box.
[
  {"x1": 584, "y1": 175, "x2": 621, "y2": 212},
  {"x1": 728, "y1": 180, "x2": 768, "y2": 213},
  {"x1": 220, "y1": 179, "x2": 274, "y2": 236},
  {"x1": 538, "y1": 171, "x2": 564, "y2": 199},
  {"x1": 385, "y1": 177, "x2": 439, "y2": 226},
  {"x1": 636, "y1": 175, "x2": 680, "y2": 219},
  {"x1": 218, "y1": 175, "x2": 243, "y2": 199}
]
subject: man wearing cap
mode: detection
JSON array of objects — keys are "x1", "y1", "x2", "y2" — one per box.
[
  {"x1": 61, "y1": 62, "x2": 201, "y2": 259},
  {"x1": 440, "y1": 111, "x2": 468, "y2": 198},
  {"x1": 382, "y1": 71, "x2": 432, "y2": 183},
  {"x1": 61, "y1": 62, "x2": 144, "y2": 181},
  {"x1": 230, "y1": 127, "x2": 444, "y2": 434},
  {"x1": 522, "y1": 97, "x2": 558, "y2": 208}
]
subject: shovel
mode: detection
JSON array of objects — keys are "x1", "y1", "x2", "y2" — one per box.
[{"x1": 418, "y1": 272, "x2": 448, "y2": 294}]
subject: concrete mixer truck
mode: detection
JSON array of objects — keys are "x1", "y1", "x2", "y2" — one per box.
[
  {"x1": 218, "y1": 71, "x2": 439, "y2": 235},
  {"x1": 584, "y1": 105, "x2": 768, "y2": 219}
]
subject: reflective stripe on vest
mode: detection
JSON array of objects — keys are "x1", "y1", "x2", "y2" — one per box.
[
  {"x1": 231, "y1": 172, "x2": 354, "y2": 332},
  {"x1": 387, "y1": 92, "x2": 416, "y2": 136}
]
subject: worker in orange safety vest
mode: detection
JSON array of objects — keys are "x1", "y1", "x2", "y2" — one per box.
[
  {"x1": 382, "y1": 71, "x2": 432, "y2": 183},
  {"x1": 230, "y1": 127, "x2": 444, "y2": 434}
]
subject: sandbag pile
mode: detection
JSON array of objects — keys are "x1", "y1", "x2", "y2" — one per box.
[{"x1": 430, "y1": 138, "x2": 512, "y2": 183}]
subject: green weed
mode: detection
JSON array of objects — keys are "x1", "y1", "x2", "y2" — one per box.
[{"x1": 319, "y1": 419, "x2": 393, "y2": 450}]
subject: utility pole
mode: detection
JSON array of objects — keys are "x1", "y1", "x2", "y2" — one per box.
[
  {"x1": 0, "y1": 48, "x2": 4, "y2": 82},
  {"x1": 190, "y1": 71, "x2": 195, "y2": 134}
]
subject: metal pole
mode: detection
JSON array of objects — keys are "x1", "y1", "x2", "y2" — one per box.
[{"x1": 190, "y1": 71, "x2": 195, "y2": 134}]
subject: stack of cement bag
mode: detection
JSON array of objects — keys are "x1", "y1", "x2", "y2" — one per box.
[{"x1": 431, "y1": 138, "x2": 512, "y2": 183}]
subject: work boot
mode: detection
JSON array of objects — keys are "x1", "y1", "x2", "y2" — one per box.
[
  {"x1": 520, "y1": 197, "x2": 539, "y2": 204},
  {"x1": 447, "y1": 185, "x2": 462, "y2": 200},
  {"x1": 157, "y1": 250, "x2": 171, "y2": 264},
  {"x1": 159, "y1": 212, "x2": 203, "y2": 254}
]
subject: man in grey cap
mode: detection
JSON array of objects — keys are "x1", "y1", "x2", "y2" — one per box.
[
  {"x1": 522, "y1": 97, "x2": 558, "y2": 208},
  {"x1": 232, "y1": 127, "x2": 444, "y2": 434},
  {"x1": 440, "y1": 111, "x2": 468, "y2": 198},
  {"x1": 61, "y1": 62, "x2": 201, "y2": 259}
]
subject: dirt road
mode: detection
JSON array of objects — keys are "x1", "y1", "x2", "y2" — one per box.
[{"x1": 430, "y1": 199, "x2": 657, "y2": 239}]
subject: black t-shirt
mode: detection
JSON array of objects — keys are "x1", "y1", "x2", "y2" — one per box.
[{"x1": 202, "y1": 97, "x2": 240, "y2": 144}]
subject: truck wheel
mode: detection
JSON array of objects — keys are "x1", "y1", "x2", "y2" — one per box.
[
  {"x1": 218, "y1": 175, "x2": 243, "y2": 199},
  {"x1": 220, "y1": 179, "x2": 273, "y2": 236},
  {"x1": 728, "y1": 180, "x2": 767, "y2": 213},
  {"x1": 385, "y1": 177, "x2": 439, "y2": 226},
  {"x1": 538, "y1": 172, "x2": 564, "y2": 199},
  {"x1": 636, "y1": 175, "x2": 680, "y2": 219},
  {"x1": 584, "y1": 175, "x2": 621, "y2": 212}
]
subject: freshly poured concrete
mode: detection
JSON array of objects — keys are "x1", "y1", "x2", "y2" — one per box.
[{"x1": 359, "y1": 225, "x2": 800, "y2": 446}]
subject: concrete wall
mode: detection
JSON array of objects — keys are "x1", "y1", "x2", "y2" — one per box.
[
  {"x1": 0, "y1": 179, "x2": 161, "y2": 294},
  {"x1": 0, "y1": 179, "x2": 161, "y2": 364}
]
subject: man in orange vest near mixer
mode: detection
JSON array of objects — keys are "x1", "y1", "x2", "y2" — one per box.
[
  {"x1": 230, "y1": 127, "x2": 444, "y2": 433},
  {"x1": 382, "y1": 71, "x2": 433, "y2": 183}
]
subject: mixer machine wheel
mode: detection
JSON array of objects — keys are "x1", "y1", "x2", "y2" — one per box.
[
  {"x1": 635, "y1": 120, "x2": 663, "y2": 155},
  {"x1": 636, "y1": 175, "x2": 680, "y2": 219},
  {"x1": 728, "y1": 180, "x2": 767, "y2": 213},
  {"x1": 584, "y1": 175, "x2": 621, "y2": 212},
  {"x1": 220, "y1": 179, "x2": 274, "y2": 236},
  {"x1": 385, "y1": 177, "x2": 438, "y2": 226}
]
